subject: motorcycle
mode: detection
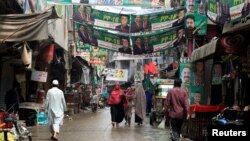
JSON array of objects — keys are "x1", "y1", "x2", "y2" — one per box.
[
  {"x1": 0, "y1": 109, "x2": 32, "y2": 141},
  {"x1": 212, "y1": 107, "x2": 244, "y2": 126}
]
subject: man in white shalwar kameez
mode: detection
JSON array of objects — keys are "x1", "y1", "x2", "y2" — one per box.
[{"x1": 45, "y1": 80, "x2": 67, "y2": 141}]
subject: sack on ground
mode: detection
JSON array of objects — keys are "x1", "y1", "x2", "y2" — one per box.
[{"x1": 158, "y1": 119, "x2": 166, "y2": 129}]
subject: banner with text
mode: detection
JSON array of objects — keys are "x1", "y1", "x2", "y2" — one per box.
[
  {"x1": 92, "y1": 9, "x2": 123, "y2": 30},
  {"x1": 150, "y1": 8, "x2": 185, "y2": 31},
  {"x1": 207, "y1": 0, "x2": 246, "y2": 25},
  {"x1": 93, "y1": 29, "x2": 125, "y2": 51},
  {"x1": 47, "y1": 0, "x2": 168, "y2": 6}
]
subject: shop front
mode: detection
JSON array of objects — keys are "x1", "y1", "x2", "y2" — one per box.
[{"x1": 187, "y1": 21, "x2": 250, "y2": 141}]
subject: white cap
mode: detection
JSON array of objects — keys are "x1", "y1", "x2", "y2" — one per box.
[{"x1": 52, "y1": 80, "x2": 59, "y2": 85}]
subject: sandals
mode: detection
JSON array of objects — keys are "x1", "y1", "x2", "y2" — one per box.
[{"x1": 51, "y1": 136, "x2": 58, "y2": 141}]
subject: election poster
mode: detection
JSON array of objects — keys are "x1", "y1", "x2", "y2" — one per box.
[
  {"x1": 150, "y1": 8, "x2": 185, "y2": 31},
  {"x1": 47, "y1": 0, "x2": 167, "y2": 6},
  {"x1": 105, "y1": 68, "x2": 128, "y2": 82},
  {"x1": 93, "y1": 29, "x2": 125, "y2": 52},
  {"x1": 185, "y1": 13, "x2": 207, "y2": 38},
  {"x1": 92, "y1": 9, "x2": 123, "y2": 30},
  {"x1": 207, "y1": 0, "x2": 219, "y2": 23}
]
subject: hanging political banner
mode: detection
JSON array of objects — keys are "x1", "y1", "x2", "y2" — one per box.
[
  {"x1": 112, "y1": 52, "x2": 160, "y2": 60},
  {"x1": 222, "y1": 0, "x2": 245, "y2": 24},
  {"x1": 190, "y1": 85, "x2": 206, "y2": 105},
  {"x1": 47, "y1": 0, "x2": 167, "y2": 6},
  {"x1": 130, "y1": 15, "x2": 151, "y2": 33},
  {"x1": 93, "y1": 29, "x2": 126, "y2": 52},
  {"x1": 131, "y1": 28, "x2": 178, "y2": 52},
  {"x1": 73, "y1": 5, "x2": 95, "y2": 25},
  {"x1": 207, "y1": 0, "x2": 219, "y2": 23},
  {"x1": 185, "y1": 0, "x2": 206, "y2": 14},
  {"x1": 153, "y1": 28, "x2": 177, "y2": 52},
  {"x1": 75, "y1": 23, "x2": 98, "y2": 48},
  {"x1": 179, "y1": 61, "x2": 193, "y2": 85},
  {"x1": 92, "y1": 9, "x2": 123, "y2": 30},
  {"x1": 150, "y1": 8, "x2": 185, "y2": 31},
  {"x1": 123, "y1": 0, "x2": 151, "y2": 6},
  {"x1": 185, "y1": 13, "x2": 207, "y2": 38},
  {"x1": 158, "y1": 48, "x2": 179, "y2": 79},
  {"x1": 208, "y1": 0, "x2": 247, "y2": 25}
]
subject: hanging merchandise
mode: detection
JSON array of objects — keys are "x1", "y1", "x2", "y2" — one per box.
[{"x1": 20, "y1": 42, "x2": 32, "y2": 69}]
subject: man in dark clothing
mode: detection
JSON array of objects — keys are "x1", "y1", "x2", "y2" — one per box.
[
  {"x1": 165, "y1": 78, "x2": 190, "y2": 141},
  {"x1": 118, "y1": 37, "x2": 132, "y2": 54},
  {"x1": 115, "y1": 15, "x2": 130, "y2": 33},
  {"x1": 5, "y1": 85, "x2": 20, "y2": 113}
]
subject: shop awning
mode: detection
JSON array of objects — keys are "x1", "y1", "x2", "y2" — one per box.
[
  {"x1": 190, "y1": 39, "x2": 218, "y2": 62},
  {"x1": 0, "y1": 7, "x2": 58, "y2": 42},
  {"x1": 223, "y1": 20, "x2": 250, "y2": 34}
]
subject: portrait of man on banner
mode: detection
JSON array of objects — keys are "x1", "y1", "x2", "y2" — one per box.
[
  {"x1": 118, "y1": 36, "x2": 132, "y2": 54},
  {"x1": 180, "y1": 63, "x2": 192, "y2": 84},
  {"x1": 185, "y1": 14, "x2": 198, "y2": 39},
  {"x1": 173, "y1": 26, "x2": 185, "y2": 47},
  {"x1": 186, "y1": 0, "x2": 195, "y2": 13},
  {"x1": 115, "y1": 14, "x2": 130, "y2": 33},
  {"x1": 212, "y1": 63, "x2": 222, "y2": 85},
  {"x1": 193, "y1": 61, "x2": 204, "y2": 86},
  {"x1": 84, "y1": 6, "x2": 94, "y2": 24},
  {"x1": 172, "y1": 8, "x2": 185, "y2": 27}
]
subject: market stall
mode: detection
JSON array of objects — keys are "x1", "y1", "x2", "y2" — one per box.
[
  {"x1": 188, "y1": 20, "x2": 250, "y2": 140},
  {"x1": 186, "y1": 105, "x2": 226, "y2": 141}
]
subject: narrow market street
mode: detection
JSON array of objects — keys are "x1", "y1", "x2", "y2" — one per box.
[{"x1": 28, "y1": 107, "x2": 171, "y2": 141}]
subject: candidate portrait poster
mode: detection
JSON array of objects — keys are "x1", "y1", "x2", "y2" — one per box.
[{"x1": 185, "y1": 13, "x2": 207, "y2": 38}]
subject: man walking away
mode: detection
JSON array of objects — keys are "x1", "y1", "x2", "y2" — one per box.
[
  {"x1": 45, "y1": 80, "x2": 67, "y2": 141},
  {"x1": 165, "y1": 78, "x2": 190, "y2": 141}
]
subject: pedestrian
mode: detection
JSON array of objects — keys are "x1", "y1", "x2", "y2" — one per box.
[
  {"x1": 124, "y1": 87, "x2": 134, "y2": 126},
  {"x1": 45, "y1": 80, "x2": 67, "y2": 141},
  {"x1": 4, "y1": 82, "x2": 21, "y2": 114},
  {"x1": 108, "y1": 82, "x2": 125, "y2": 127},
  {"x1": 134, "y1": 82, "x2": 146, "y2": 126},
  {"x1": 165, "y1": 78, "x2": 190, "y2": 141},
  {"x1": 145, "y1": 87, "x2": 153, "y2": 116}
]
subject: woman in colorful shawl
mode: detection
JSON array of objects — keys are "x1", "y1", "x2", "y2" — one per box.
[
  {"x1": 108, "y1": 82, "x2": 125, "y2": 127},
  {"x1": 134, "y1": 83, "x2": 147, "y2": 125}
]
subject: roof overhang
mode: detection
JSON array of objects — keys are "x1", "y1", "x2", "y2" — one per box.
[{"x1": 190, "y1": 39, "x2": 218, "y2": 62}]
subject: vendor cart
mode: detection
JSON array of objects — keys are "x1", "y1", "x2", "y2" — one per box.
[{"x1": 150, "y1": 81, "x2": 174, "y2": 126}]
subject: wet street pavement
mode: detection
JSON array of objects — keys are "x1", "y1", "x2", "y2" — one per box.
[{"x1": 28, "y1": 107, "x2": 171, "y2": 141}]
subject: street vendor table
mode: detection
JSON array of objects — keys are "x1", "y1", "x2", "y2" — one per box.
[
  {"x1": 19, "y1": 102, "x2": 44, "y2": 126},
  {"x1": 187, "y1": 105, "x2": 226, "y2": 141}
]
